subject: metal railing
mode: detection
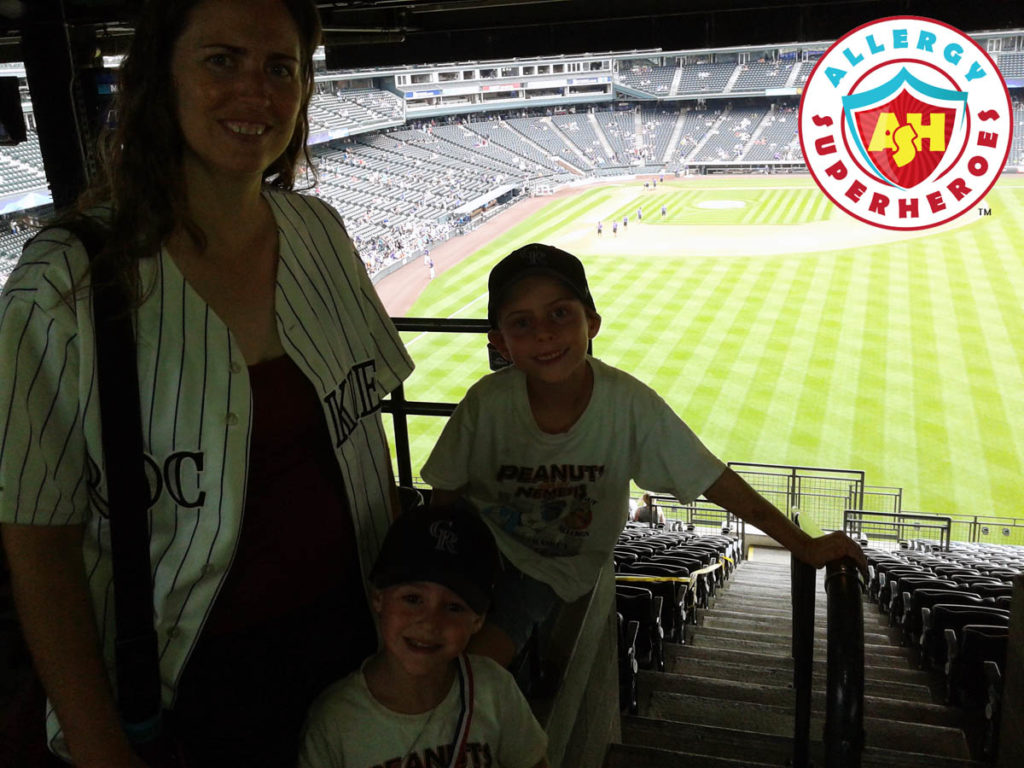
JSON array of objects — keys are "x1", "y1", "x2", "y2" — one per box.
[
  {"x1": 648, "y1": 494, "x2": 742, "y2": 527},
  {"x1": 382, "y1": 317, "x2": 491, "y2": 487},
  {"x1": 792, "y1": 512, "x2": 865, "y2": 767},
  {"x1": 843, "y1": 509, "x2": 953, "y2": 551},
  {"x1": 730, "y1": 462, "x2": 866, "y2": 531}
]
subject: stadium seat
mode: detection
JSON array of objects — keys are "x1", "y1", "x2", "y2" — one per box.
[
  {"x1": 944, "y1": 624, "x2": 1009, "y2": 707},
  {"x1": 920, "y1": 604, "x2": 1010, "y2": 670},
  {"x1": 890, "y1": 576, "x2": 958, "y2": 626},
  {"x1": 903, "y1": 588, "x2": 982, "y2": 646},
  {"x1": 877, "y1": 567, "x2": 927, "y2": 613},
  {"x1": 618, "y1": 562, "x2": 686, "y2": 642},
  {"x1": 616, "y1": 613, "x2": 640, "y2": 714},
  {"x1": 614, "y1": 585, "x2": 665, "y2": 672}
]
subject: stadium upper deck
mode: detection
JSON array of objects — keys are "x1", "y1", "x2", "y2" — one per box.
[{"x1": 2, "y1": 31, "x2": 1022, "y2": 283}]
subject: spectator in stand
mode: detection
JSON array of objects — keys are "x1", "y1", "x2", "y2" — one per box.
[{"x1": 632, "y1": 493, "x2": 665, "y2": 525}]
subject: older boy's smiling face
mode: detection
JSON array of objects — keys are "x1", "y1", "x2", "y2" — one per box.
[{"x1": 489, "y1": 274, "x2": 600, "y2": 387}]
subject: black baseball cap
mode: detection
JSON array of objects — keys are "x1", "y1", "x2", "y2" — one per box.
[
  {"x1": 370, "y1": 502, "x2": 499, "y2": 614},
  {"x1": 487, "y1": 243, "x2": 596, "y2": 328}
]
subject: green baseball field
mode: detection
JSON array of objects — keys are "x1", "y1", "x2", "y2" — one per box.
[{"x1": 387, "y1": 174, "x2": 1024, "y2": 530}]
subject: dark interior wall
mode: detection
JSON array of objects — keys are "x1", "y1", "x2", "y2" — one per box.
[{"x1": 322, "y1": 0, "x2": 1024, "y2": 69}]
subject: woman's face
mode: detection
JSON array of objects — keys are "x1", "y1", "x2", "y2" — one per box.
[{"x1": 170, "y1": 0, "x2": 304, "y2": 188}]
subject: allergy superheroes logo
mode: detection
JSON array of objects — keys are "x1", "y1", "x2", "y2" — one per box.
[{"x1": 799, "y1": 17, "x2": 1012, "y2": 230}]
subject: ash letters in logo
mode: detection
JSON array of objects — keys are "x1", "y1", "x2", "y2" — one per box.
[{"x1": 799, "y1": 17, "x2": 1012, "y2": 230}]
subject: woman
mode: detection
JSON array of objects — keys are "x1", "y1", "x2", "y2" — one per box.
[{"x1": 0, "y1": 1, "x2": 413, "y2": 765}]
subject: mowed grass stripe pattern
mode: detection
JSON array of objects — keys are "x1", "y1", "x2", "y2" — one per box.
[
  {"x1": 399, "y1": 177, "x2": 1024, "y2": 521},
  {"x1": 602, "y1": 188, "x2": 834, "y2": 226}
]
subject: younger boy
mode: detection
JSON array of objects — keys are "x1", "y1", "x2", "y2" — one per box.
[
  {"x1": 298, "y1": 504, "x2": 549, "y2": 768},
  {"x1": 422, "y1": 243, "x2": 866, "y2": 665}
]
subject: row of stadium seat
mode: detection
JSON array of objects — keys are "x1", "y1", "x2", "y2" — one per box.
[
  {"x1": 865, "y1": 542, "x2": 1021, "y2": 756},
  {"x1": 612, "y1": 523, "x2": 741, "y2": 713}
]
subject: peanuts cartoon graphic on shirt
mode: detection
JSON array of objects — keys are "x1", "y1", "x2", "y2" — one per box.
[{"x1": 487, "y1": 463, "x2": 603, "y2": 555}]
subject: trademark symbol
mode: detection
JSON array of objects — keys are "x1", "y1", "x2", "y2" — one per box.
[{"x1": 978, "y1": 207, "x2": 992, "y2": 216}]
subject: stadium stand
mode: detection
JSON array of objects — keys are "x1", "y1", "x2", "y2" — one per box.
[
  {"x1": 606, "y1": 530, "x2": 1022, "y2": 765},
  {"x1": 999, "y1": 51, "x2": 1024, "y2": 77},
  {"x1": 617, "y1": 63, "x2": 676, "y2": 96},
  {"x1": 863, "y1": 541, "x2": 1023, "y2": 755},
  {"x1": 504, "y1": 115, "x2": 588, "y2": 172},
  {"x1": 690, "y1": 106, "x2": 769, "y2": 162},
  {"x1": 428, "y1": 122, "x2": 534, "y2": 177},
  {"x1": 743, "y1": 106, "x2": 802, "y2": 162},
  {"x1": 467, "y1": 117, "x2": 567, "y2": 175},
  {"x1": 594, "y1": 109, "x2": 639, "y2": 167},
  {"x1": 0, "y1": 24, "x2": 1019, "y2": 292},
  {"x1": 636, "y1": 106, "x2": 680, "y2": 166},
  {"x1": 730, "y1": 60, "x2": 790, "y2": 93},
  {"x1": 675, "y1": 60, "x2": 736, "y2": 96}
]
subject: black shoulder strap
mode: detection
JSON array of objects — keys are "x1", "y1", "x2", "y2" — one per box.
[{"x1": 81, "y1": 229, "x2": 164, "y2": 741}]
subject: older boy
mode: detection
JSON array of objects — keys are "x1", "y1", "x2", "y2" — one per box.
[
  {"x1": 298, "y1": 503, "x2": 549, "y2": 768},
  {"x1": 422, "y1": 243, "x2": 865, "y2": 665}
]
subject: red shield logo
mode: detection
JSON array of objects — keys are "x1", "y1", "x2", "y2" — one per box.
[{"x1": 843, "y1": 67, "x2": 967, "y2": 190}]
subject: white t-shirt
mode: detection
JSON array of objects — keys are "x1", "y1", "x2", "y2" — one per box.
[
  {"x1": 299, "y1": 654, "x2": 547, "y2": 768},
  {"x1": 421, "y1": 357, "x2": 725, "y2": 601}
]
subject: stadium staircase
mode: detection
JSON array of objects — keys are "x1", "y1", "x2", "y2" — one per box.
[
  {"x1": 604, "y1": 556, "x2": 990, "y2": 767},
  {"x1": 662, "y1": 109, "x2": 691, "y2": 165},
  {"x1": 543, "y1": 117, "x2": 594, "y2": 171},
  {"x1": 723, "y1": 64, "x2": 744, "y2": 93},
  {"x1": 588, "y1": 112, "x2": 616, "y2": 160},
  {"x1": 669, "y1": 67, "x2": 684, "y2": 97},
  {"x1": 786, "y1": 61, "x2": 805, "y2": 88},
  {"x1": 742, "y1": 115, "x2": 772, "y2": 159},
  {"x1": 685, "y1": 107, "x2": 731, "y2": 162}
]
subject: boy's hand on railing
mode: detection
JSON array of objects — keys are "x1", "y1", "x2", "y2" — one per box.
[{"x1": 800, "y1": 531, "x2": 868, "y2": 578}]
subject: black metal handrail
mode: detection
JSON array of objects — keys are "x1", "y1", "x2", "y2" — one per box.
[
  {"x1": 381, "y1": 317, "x2": 491, "y2": 487},
  {"x1": 824, "y1": 558, "x2": 865, "y2": 766},
  {"x1": 791, "y1": 554, "x2": 816, "y2": 768},
  {"x1": 792, "y1": 514, "x2": 865, "y2": 767}
]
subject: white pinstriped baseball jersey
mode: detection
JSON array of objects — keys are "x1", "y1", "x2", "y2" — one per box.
[{"x1": 0, "y1": 189, "x2": 414, "y2": 756}]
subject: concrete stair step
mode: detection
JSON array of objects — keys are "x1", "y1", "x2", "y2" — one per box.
[
  {"x1": 604, "y1": 559, "x2": 982, "y2": 765},
  {"x1": 637, "y1": 670, "x2": 960, "y2": 726},
  {"x1": 605, "y1": 742, "x2": 778, "y2": 768},
  {"x1": 701, "y1": 615, "x2": 892, "y2": 644},
  {"x1": 690, "y1": 626, "x2": 908, "y2": 660},
  {"x1": 619, "y1": 717, "x2": 986, "y2": 767},
  {"x1": 665, "y1": 642, "x2": 935, "y2": 686},
  {"x1": 642, "y1": 691, "x2": 972, "y2": 758},
  {"x1": 657, "y1": 657, "x2": 935, "y2": 702}
]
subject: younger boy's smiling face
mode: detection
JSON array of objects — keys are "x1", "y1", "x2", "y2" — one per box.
[
  {"x1": 372, "y1": 582, "x2": 484, "y2": 680},
  {"x1": 489, "y1": 274, "x2": 601, "y2": 387}
]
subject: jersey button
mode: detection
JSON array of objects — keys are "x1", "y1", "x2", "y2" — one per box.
[
  {"x1": 229, "y1": 361, "x2": 242, "y2": 374},
  {"x1": 166, "y1": 627, "x2": 179, "y2": 639},
  {"x1": 225, "y1": 412, "x2": 238, "y2": 426}
]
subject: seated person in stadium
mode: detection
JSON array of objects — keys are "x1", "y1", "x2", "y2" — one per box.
[
  {"x1": 299, "y1": 503, "x2": 549, "y2": 768},
  {"x1": 632, "y1": 492, "x2": 665, "y2": 525},
  {"x1": 0, "y1": 1, "x2": 412, "y2": 766},
  {"x1": 422, "y1": 243, "x2": 866, "y2": 665}
]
